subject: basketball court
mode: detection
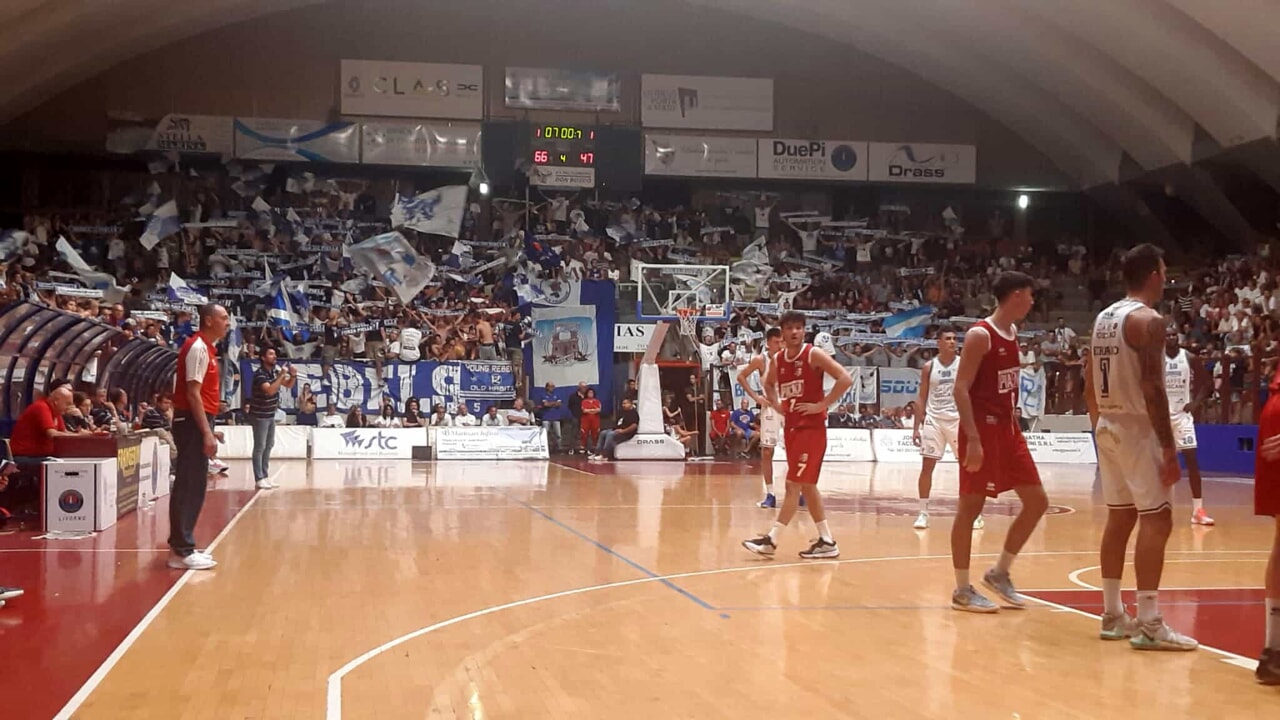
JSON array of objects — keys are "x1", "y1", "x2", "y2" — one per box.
[{"x1": 6, "y1": 458, "x2": 1276, "y2": 719}]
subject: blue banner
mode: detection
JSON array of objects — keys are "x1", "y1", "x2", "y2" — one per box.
[
  {"x1": 525, "y1": 279, "x2": 616, "y2": 415},
  {"x1": 232, "y1": 360, "x2": 515, "y2": 415}
]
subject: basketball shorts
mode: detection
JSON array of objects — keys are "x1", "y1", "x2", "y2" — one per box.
[
  {"x1": 759, "y1": 409, "x2": 781, "y2": 449},
  {"x1": 1096, "y1": 416, "x2": 1172, "y2": 515},
  {"x1": 1256, "y1": 394, "x2": 1280, "y2": 517},
  {"x1": 958, "y1": 418, "x2": 1041, "y2": 498},
  {"x1": 920, "y1": 415, "x2": 960, "y2": 460},
  {"x1": 1170, "y1": 411, "x2": 1197, "y2": 451},
  {"x1": 783, "y1": 425, "x2": 825, "y2": 485}
]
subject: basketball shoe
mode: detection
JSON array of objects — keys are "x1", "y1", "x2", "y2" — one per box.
[
  {"x1": 952, "y1": 585, "x2": 999, "y2": 613},
  {"x1": 1191, "y1": 507, "x2": 1215, "y2": 526},
  {"x1": 1257, "y1": 649, "x2": 1280, "y2": 685},
  {"x1": 758, "y1": 493, "x2": 776, "y2": 509},
  {"x1": 1130, "y1": 617, "x2": 1199, "y2": 651},
  {"x1": 982, "y1": 568, "x2": 1027, "y2": 609},
  {"x1": 798, "y1": 538, "x2": 838, "y2": 559},
  {"x1": 742, "y1": 535, "x2": 777, "y2": 556},
  {"x1": 1099, "y1": 611, "x2": 1139, "y2": 640}
]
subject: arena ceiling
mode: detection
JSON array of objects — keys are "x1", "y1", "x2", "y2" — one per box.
[{"x1": 1, "y1": 0, "x2": 1278, "y2": 190}]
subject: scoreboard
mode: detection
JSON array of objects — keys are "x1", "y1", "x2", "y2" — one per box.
[{"x1": 527, "y1": 124, "x2": 597, "y2": 188}]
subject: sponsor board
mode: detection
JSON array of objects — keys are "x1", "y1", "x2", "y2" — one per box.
[
  {"x1": 641, "y1": 75, "x2": 773, "y2": 131},
  {"x1": 1023, "y1": 432, "x2": 1097, "y2": 464},
  {"x1": 146, "y1": 114, "x2": 234, "y2": 154},
  {"x1": 868, "y1": 142, "x2": 977, "y2": 184},
  {"x1": 614, "y1": 323, "x2": 657, "y2": 353},
  {"x1": 433, "y1": 426, "x2": 549, "y2": 460},
  {"x1": 757, "y1": 139, "x2": 868, "y2": 181},
  {"x1": 529, "y1": 166, "x2": 596, "y2": 188},
  {"x1": 505, "y1": 67, "x2": 621, "y2": 112},
  {"x1": 644, "y1": 134, "x2": 757, "y2": 178},
  {"x1": 872, "y1": 428, "x2": 956, "y2": 463},
  {"x1": 233, "y1": 118, "x2": 360, "y2": 163},
  {"x1": 341, "y1": 60, "x2": 483, "y2": 119},
  {"x1": 312, "y1": 427, "x2": 426, "y2": 459},
  {"x1": 361, "y1": 121, "x2": 481, "y2": 168},
  {"x1": 878, "y1": 367, "x2": 920, "y2": 411},
  {"x1": 777, "y1": 429, "x2": 876, "y2": 462}
]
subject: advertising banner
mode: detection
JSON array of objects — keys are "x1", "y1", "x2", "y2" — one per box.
[
  {"x1": 644, "y1": 134, "x2": 757, "y2": 178},
  {"x1": 433, "y1": 426, "x2": 550, "y2": 460},
  {"x1": 146, "y1": 114, "x2": 234, "y2": 154},
  {"x1": 311, "y1": 427, "x2": 427, "y2": 459},
  {"x1": 757, "y1": 139, "x2": 868, "y2": 181},
  {"x1": 614, "y1": 323, "x2": 657, "y2": 353},
  {"x1": 341, "y1": 60, "x2": 483, "y2": 119},
  {"x1": 504, "y1": 67, "x2": 621, "y2": 111},
  {"x1": 1023, "y1": 433, "x2": 1097, "y2": 464},
  {"x1": 361, "y1": 121, "x2": 481, "y2": 168},
  {"x1": 641, "y1": 75, "x2": 773, "y2": 131},
  {"x1": 233, "y1": 118, "x2": 360, "y2": 163},
  {"x1": 867, "y1": 142, "x2": 977, "y2": 184},
  {"x1": 529, "y1": 166, "x2": 596, "y2": 188},
  {"x1": 873, "y1": 428, "x2": 956, "y2": 463},
  {"x1": 878, "y1": 367, "x2": 921, "y2": 411},
  {"x1": 777, "y1": 428, "x2": 875, "y2": 462}
]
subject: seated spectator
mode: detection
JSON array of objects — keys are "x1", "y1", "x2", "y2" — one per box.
[
  {"x1": 503, "y1": 397, "x2": 532, "y2": 426},
  {"x1": 401, "y1": 398, "x2": 424, "y2": 428},
  {"x1": 453, "y1": 404, "x2": 478, "y2": 427},
  {"x1": 63, "y1": 392, "x2": 97, "y2": 433},
  {"x1": 668, "y1": 422, "x2": 697, "y2": 456},
  {"x1": 428, "y1": 404, "x2": 452, "y2": 427},
  {"x1": 10, "y1": 386, "x2": 79, "y2": 462},
  {"x1": 480, "y1": 405, "x2": 507, "y2": 427},
  {"x1": 320, "y1": 405, "x2": 346, "y2": 428},
  {"x1": 589, "y1": 398, "x2": 639, "y2": 461},
  {"x1": 296, "y1": 384, "x2": 318, "y2": 426},
  {"x1": 345, "y1": 407, "x2": 368, "y2": 428},
  {"x1": 730, "y1": 401, "x2": 756, "y2": 456},
  {"x1": 371, "y1": 404, "x2": 401, "y2": 428},
  {"x1": 828, "y1": 404, "x2": 857, "y2": 428}
]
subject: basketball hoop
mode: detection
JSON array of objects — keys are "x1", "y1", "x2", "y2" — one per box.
[{"x1": 675, "y1": 307, "x2": 699, "y2": 337}]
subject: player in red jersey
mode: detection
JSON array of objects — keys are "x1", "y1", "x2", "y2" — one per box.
[
  {"x1": 743, "y1": 311, "x2": 853, "y2": 559},
  {"x1": 1254, "y1": 364, "x2": 1280, "y2": 683},
  {"x1": 950, "y1": 272, "x2": 1050, "y2": 612}
]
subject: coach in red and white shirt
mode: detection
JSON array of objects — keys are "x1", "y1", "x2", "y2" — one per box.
[{"x1": 168, "y1": 304, "x2": 229, "y2": 571}]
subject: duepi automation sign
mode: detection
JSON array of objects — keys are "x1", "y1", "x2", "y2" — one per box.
[
  {"x1": 868, "y1": 142, "x2": 976, "y2": 184},
  {"x1": 757, "y1": 139, "x2": 868, "y2": 181}
]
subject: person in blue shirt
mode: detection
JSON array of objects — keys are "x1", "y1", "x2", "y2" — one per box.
[{"x1": 730, "y1": 399, "x2": 757, "y2": 457}]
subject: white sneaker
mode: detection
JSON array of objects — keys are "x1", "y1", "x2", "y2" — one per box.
[
  {"x1": 972, "y1": 515, "x2": 985, "y2": 530},
  {"x1": 913, "y1": 511, "x2": 929, "y2": 529},
  {"x1": 167, "y1": 553, "x2": 217, "y2": 571},
  {"x1": 209, "y1": 459, "x2": 229, "y2": 474},
  {"x1": 1130, "y1": 616, "x2": 1198, "y2": 651},
  {"x1": 256, "y1": 479, "x2": 276, "y2": 490}
]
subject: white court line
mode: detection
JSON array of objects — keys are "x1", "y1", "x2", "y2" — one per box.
[
  {"x1": 324, "y1": 547, "x2": 1176, "y2": 720},
  {"x1": 1022, "y1": 594, "x2": 1260, "y2": 670},
  {"x1": 0, "y1": 548, "x2": 167, "y2": 553},
  {"x1": 1067, "y1": 557, "x2": 1267, "y2": 590},
  {"x1": 51, "y1": 468, "x2": 278, "y2": 720}
]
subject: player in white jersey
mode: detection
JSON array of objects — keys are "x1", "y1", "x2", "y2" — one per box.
[
  {"x1": 911, "y1": 328, "x2": 983, "y2": 530},
  {"x1": 737, "y1": 328, "x2": 784, "y2": 508},
  {"x1": 1165, "y1": 328, "x2": 1214, "y2": 525},
  {"x1": 1085, "y1": 243, "x2": 1197, "y2": 651}
]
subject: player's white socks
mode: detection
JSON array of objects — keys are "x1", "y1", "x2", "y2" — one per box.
[
  {"x1": 1192, "y1": 498, "x2": 1204, "y2": 513},
  {"x1": 815, "y1": 520, "x2": 833, "y2": 543},
  {"x1": 766, "y1": 521, "x2": 786, "y2": 543},
  {"x1": 1137, "y1": 591, "x2": 1160, "y2": 623},
  {"x1": 919, "y1": 498, "x2": 929, "y2": 513},
  {"x1": 955, "y1": 569, "x2": 970, "y2": 591},
  {"x1": 1267, "y1": 598, "x2": 1280, "y2": 650},
  {"x1": 994, "y1": 550, "x2": 1017, "y2": 574},
  {"x1": 1102, "y1": 578, "x2": 1124, "y2": 616}
]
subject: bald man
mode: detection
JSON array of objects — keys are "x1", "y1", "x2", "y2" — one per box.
[{"x1": 9, "y1": 385, "x2": 78, "y2": 462}]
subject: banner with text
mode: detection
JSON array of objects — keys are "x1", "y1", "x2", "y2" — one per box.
[
  {"x1": 878, "y1": 367, "x2": 921, "y2": 411},
  {"x1": 433, "y1": 426, "x2": 550, "y2": 460},
  {"x1": 233, "y1": 360, "x2": 515, "y2": 416},
  {"x1": 312, "y1": 427, "x2": 426, "y2": 459},
  {"x1": 757, "y1": 139, "x2": 869, "y2": 181},
  {"x1": 644, "y1": 134, "x2": 757, "y2": 178},
  {"x1": 361, "y1": 121, "x2": 481, "y2": 168},
  {"x1": 234, "y1": 118, "x2": 360, "y2": 163},
  {"x1": 641, "y1": 75, "x2": 773, "y2": 131},
  {"x1": 146, "y1": 114, "x2": 234, "y2": 155},
  {"x1": 614, "y1": 323, "x2": 657, "y2": 353},
  {"x1": 504, "y1": 67, "x2": 621, "y2": 112},
  {"x1": 340, "y1": 60, "x2": 483, "y2": 119},
  {"x1": 867, "y1": 142, "x2": 977, "y2": 184},
  {"x1": 778, "y1": 428, "x2": 875, "y2": 462}
]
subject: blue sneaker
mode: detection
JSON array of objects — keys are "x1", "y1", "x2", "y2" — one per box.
[
  {"x1": 799, "y1": 494, "x2": 807, "y2": 509},
  {"x1": 758, "y1": 493, "x2": 776, "y2": 509}
]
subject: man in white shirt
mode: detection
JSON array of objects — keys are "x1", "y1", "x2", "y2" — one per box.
[
  {"x1": 453, "y1": 404, "x2": 479, "y2": 427},
  {"x1": 504, "y1": 398, "x2": 532, "y2": 426},
  {"x1": 480, "y1": 406, "x2": 507, "y2": 427},
  {"x1": 399, "y1": 325, "x2": 423, "y2": 363},
  {"x1": 320, "y1": 405, "x2": 346, "y2": 428}
]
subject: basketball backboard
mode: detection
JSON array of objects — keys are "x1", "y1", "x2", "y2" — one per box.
[{"x1": 636, "y1": 263, "x2": 731, "y2": 322}]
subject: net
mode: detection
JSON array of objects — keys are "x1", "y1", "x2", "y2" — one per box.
[{"x1": 676, "y1": 307, "x2": 698, "y2": 337}]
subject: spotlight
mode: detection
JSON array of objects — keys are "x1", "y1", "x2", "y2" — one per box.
[{"x1": 1017, "y1": 194, "x2": 1029, "y2": 210}]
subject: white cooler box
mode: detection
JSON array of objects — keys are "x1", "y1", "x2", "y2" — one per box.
[{"x1": 44, "y1": 458, "x2": 119, "y2": 532}]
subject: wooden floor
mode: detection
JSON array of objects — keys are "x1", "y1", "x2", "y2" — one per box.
[{"x1": 54, "y1": 458, "x2": 1279, "y2": 719}]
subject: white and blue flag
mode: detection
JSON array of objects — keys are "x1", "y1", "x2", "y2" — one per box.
[
  {"x1": 390, "y1": 185, "x2": 468, "y2": 238},
  {"x1": 166, "y1": 272, "x2": 208, "y2": 305},
  {"x1": 883, "y1": 305, "x2": 934, "y2": 339},
  {"x1": 348, "y1": 231, "x2": 437, "y2": 305},
  {"x1": 140, "y1": 200, "x2": 181, "y2": 251}
]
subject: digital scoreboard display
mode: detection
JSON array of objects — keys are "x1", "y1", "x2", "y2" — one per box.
[{"x1": 531, "y1": 125, "x2": 596, "y2": 168}]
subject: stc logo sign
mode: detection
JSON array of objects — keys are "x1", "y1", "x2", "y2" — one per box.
[{"x1": 340, "y1": 430, "x2": 399, "y2": 451}]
